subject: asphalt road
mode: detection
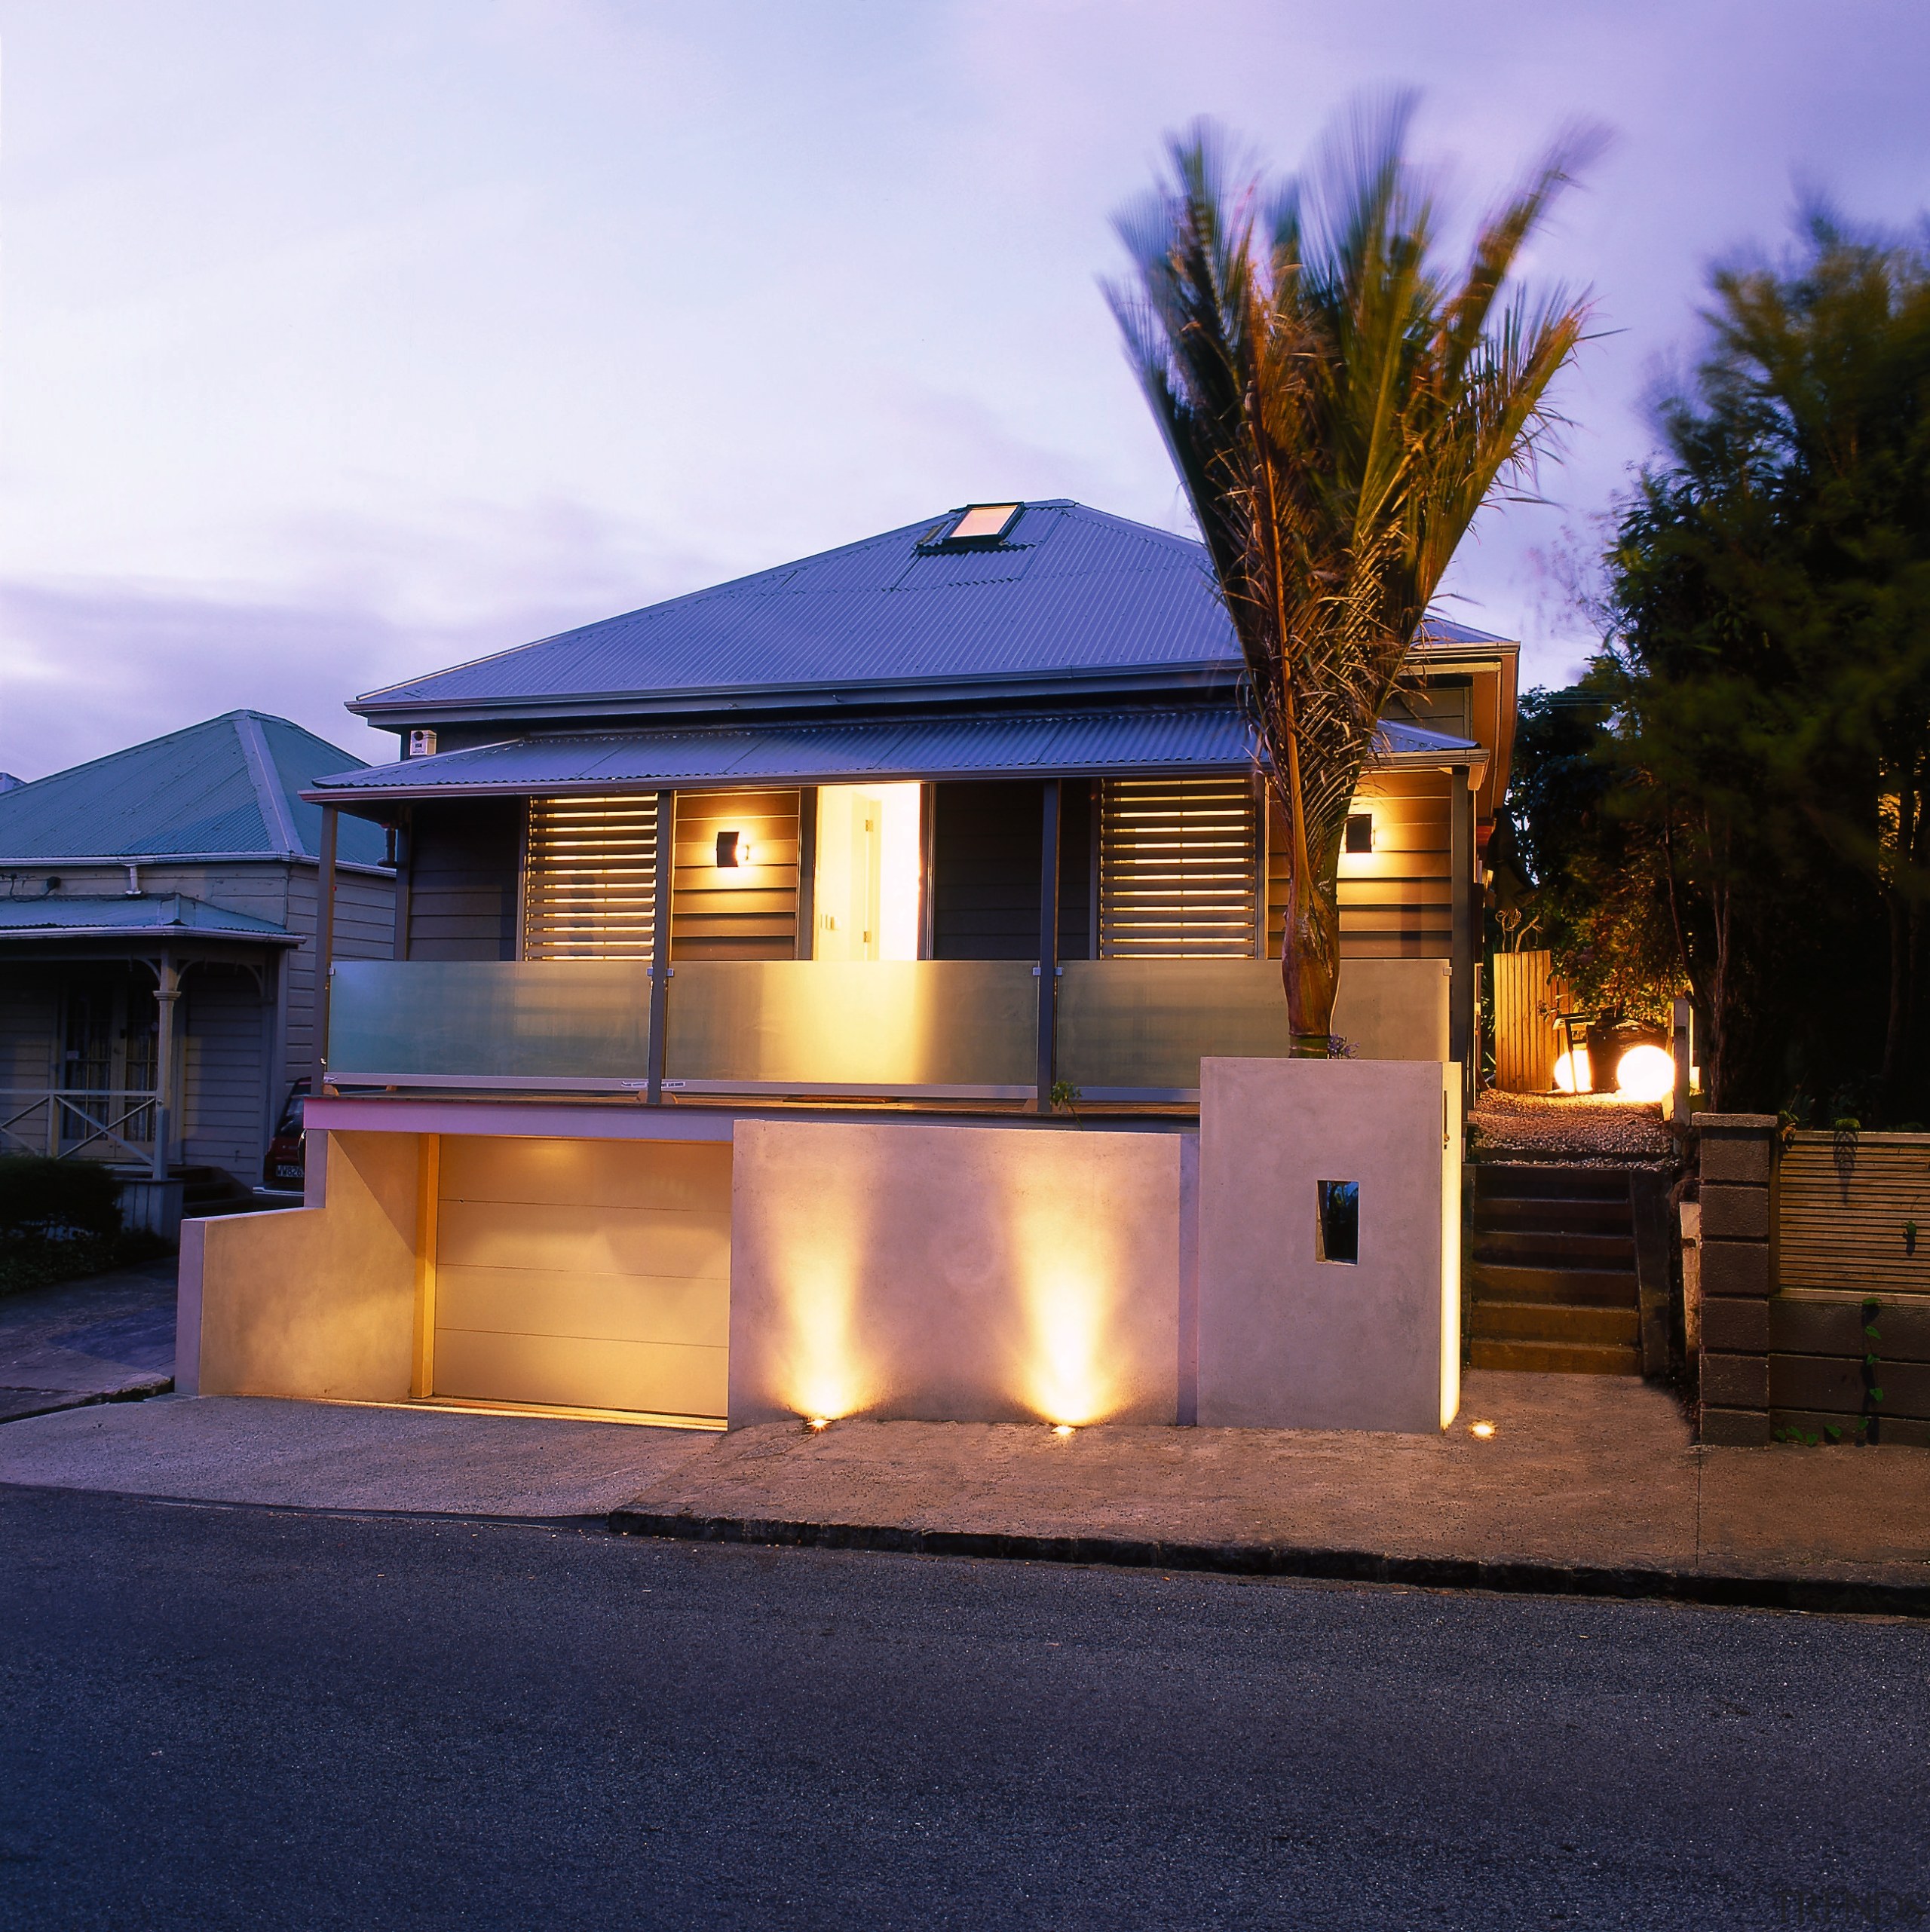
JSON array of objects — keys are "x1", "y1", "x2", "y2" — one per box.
[{"x1": 2, "y1": 1486, "x2": 1925, "y2": 1931}]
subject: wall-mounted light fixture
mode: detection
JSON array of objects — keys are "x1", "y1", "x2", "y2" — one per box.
[
  {"x1": 715, "y1": 830, "x2": 752, "y2": 868},
  {"x1": 1344, "y1": 812, "x2": 1374, "y2": 855}
]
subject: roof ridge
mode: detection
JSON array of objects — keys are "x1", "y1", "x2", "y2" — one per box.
[{"x1": 231, "y1": 712, "x2": 303, "y2": 858}]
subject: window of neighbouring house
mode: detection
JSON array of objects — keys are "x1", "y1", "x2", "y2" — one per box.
[{"x1": 1097, "y1": 776, "x2": 1260, "y2": 957}]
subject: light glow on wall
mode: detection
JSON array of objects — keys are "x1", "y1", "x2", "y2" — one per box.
[
  {"x1": 772, "y1": 1171, "x2": 877, "y2": 1425},
  {"x1": 1440, "y1": 1068, "x2": 1462, "y2": 1431},
  {"x1": 1012, "y1": 1186, "x2": 1120, "y2": 1427}
]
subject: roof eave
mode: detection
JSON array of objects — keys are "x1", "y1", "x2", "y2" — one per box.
[
  {"x1": 0, "y1": 926, "x2": 302, "y2": 947},
  {"x1": 0, "y1": 850, "x2": 392, "y2": 876},
  {"x1": 302, "y1": 754, "x2": 1264, "y2": 816},
  {"x1": 347, "y1": 660, "x2": 1245, "y2": 727}
]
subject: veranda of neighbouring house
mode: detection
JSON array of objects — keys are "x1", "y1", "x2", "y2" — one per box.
[{"x1": 0, "y1": 713, "x2": 394, "y2": 1227}]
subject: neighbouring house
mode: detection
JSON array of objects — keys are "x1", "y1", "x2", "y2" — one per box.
[
  {"x1": 182, "y1": 502, "x2": 1514, "y2": 1433},
  {"x1": 0, "y1": 712, "x2": 394, "y2": 1224}
]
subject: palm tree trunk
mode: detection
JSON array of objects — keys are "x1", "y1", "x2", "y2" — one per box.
[{"x1": 1282, "y1": 870, "x2": 1341, "y2": 1052}]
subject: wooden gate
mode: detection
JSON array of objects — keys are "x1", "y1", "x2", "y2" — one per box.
[{"x1": 1491, "y1": 950, "x2": 1561, "y2": 1092}]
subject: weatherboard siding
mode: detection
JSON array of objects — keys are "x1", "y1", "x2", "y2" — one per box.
[
  {"x1": 0, "y1": 971, "x2": 60, "y2": 1121},
  {"x1": 286, "y1": 868, "x2": 396, "y2": 1079},
  {"x1": 402, "y1": 802, "x2": 519, "y2": 962},
  {"x1": 669, "y1": 789, "x2": 801, "y2": 962},
  {"x1": 181, "y1": 965, "x2": 269, "y2": 1174},
  {"x1": 1268, "y1": 771, "x2": 1454, "y2": 963},
  {"x1": 930, "y1": 780, "x2": 1092, "y2": 963}
]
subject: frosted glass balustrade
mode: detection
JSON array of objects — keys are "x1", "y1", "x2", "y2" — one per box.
[
  {"x1": 327, "y1": 960, "x2": 653, "y2": 1087},
  {"x1": 1057, "y1": 959, "x2": 1294, "y2": 1095},
  {"x1": 663, "y1": 960, "x2": 1037, "y2": 1095}
]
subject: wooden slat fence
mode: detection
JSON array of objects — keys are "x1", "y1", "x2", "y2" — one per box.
[
  {"x1": 1778, "y1": 1131, "x2": 1930, "y2": 1297},
  {"x1": 1490, "y1": 949, "x2": 1562, "y2": 1093}
]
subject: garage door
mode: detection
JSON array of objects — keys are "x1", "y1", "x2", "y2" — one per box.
[{"x1": 431, "y1": 1135, "x2": 731, "y2": 1421}]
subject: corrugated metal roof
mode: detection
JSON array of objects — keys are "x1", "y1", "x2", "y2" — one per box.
[
  {"x1": 308, "y1": 709, "x2": 1482, "y2": 803},
  {"x1": 353, "y1": 501, "x2": 1513, "y2": 718},
  {"x1": 0, "y1": 712, "x2": 387, "y2": 865},
  {"x1": 0, "y1": 893, "x2": 296, "y2": 942}
]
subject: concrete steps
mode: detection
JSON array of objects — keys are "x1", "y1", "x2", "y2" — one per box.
[{"x1": 1469, "y1": 1164, "x2": 1642, "y2": 1376}]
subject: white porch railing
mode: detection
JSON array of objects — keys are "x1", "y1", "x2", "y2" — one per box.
[{"x1": 0, "y1": 1087, "x2": 164, "y2": 1172}]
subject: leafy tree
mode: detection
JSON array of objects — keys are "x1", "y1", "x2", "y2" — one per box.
[
  {"x1": 1488, "y1": 684, "x2": 1680, "y2": 1028},
  {"x1": 1596, "y1": 210, "x2": 1930, "y2": 1112},
  {"x1": 1107, "y1": 99, "x2": 1598, "y2": 1052}
]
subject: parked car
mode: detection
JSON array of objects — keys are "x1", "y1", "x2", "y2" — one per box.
[{"x1": 262, "y1": 1082, "x2": 308, "y2": 1191}]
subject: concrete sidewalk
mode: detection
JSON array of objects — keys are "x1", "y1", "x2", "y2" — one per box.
[
  {"x1": 0, "y1": 1256, "x2": 177, "y2": 1422},
  {"x1": 611, "y1": 1373, "x2": 1930, "y2": 1613},
  {"x1": 5, "y1": 1369, "x2": 1926, "y2": 1610},
  {"x1": 0, "y1": 1394, "x2": 715, "y2": 1517}
]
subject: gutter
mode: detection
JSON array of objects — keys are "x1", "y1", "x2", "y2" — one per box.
[{"x1": 300, "y1": 744, "x2": 1487, "y2": 814}]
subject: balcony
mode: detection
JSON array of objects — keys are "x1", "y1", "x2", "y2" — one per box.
[{"x1": 326, "y1": 956, "x2": 1449, "y2": 1108}]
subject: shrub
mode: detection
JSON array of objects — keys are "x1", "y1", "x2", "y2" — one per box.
[{"x1": 0, "y1": 1155, "x2": 124, "y2": 1241}]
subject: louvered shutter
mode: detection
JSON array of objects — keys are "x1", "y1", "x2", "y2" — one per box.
[
  {"x1": 1098, "y1": 777, "x2": 1259, "y2": 957},
  {"x1": 522, "y1": 798, "x2": 659, "y2": 960}
]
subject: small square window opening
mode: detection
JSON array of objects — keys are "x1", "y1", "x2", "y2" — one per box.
[
  {"x1": 1344, "y1": 813, "x2": 1373, "y2": 855},
  {"x1": 1317, "y1": 1180, "x2": 1359, "y2": 1264}
]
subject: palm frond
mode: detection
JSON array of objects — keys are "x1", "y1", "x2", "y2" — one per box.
[{"x1": 1106, "y1": 96, "x2": 1597, "y2": 1043}]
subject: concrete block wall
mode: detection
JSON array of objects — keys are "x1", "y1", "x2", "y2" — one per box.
[{"x1": 1695, "y1": 1113, "x2": 1775, "y2": 1444}]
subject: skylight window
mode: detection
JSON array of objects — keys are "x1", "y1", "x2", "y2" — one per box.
[{"x1": 946, "y1": 503, "x2": 1021, "y2": 543}]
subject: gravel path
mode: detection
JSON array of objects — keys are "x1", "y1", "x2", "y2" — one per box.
[{"x1": 1473, "y1": 1089, "x2": 1674, "y2": 1160}]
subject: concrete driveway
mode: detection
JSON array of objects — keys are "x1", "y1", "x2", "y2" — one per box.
[{"x1": 0, "y1": 1254, "x2": 176, "y2": 1422}]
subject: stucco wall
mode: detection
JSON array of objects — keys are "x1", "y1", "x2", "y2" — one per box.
[
  {"x1": 728, "y1": 1117, "x2": 1186, "y2": 1426},
  {"x1": 1196, "y1": 1057, "x2": 1460, "y2": 1434},
  {"x1": 178, "y1": 1128, "x2": 420, "y2": 1400}
]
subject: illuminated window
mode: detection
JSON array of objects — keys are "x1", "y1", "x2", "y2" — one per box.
[{"x1": 946, "y1": 503, "x2": 1021, "y2": 543}]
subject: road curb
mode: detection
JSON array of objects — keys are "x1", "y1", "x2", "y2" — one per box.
[
  {"x1": 605, "y1": 1509, "x2": 1930, "y2": 1618},
  {"x1": 0, "y1": 1378, "x2": 173, "y2": 1426}
]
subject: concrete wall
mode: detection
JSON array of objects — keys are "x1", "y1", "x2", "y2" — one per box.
[
  {"x1": 1196, "y1": 1057, "x2": 1460, "y2": 1433},
  {"x1": 178, "y1": 1128, "x2": 421, "y2": 1400},
  {"x1": 728, "y1": 1117, "x2": 1188, "y2": 1426}
]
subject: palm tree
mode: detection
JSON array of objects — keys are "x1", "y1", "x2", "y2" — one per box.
[{"x1": 1107, "y1": 97, "x2": 1599, "y2": 1054}]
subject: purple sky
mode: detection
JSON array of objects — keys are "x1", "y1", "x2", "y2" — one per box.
[{"x1": 2, "y1": 0, "x2": 1926, "y2": 776}]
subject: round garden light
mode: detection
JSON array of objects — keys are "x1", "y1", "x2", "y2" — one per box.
[
  {"x1": 1614, "y1": 1043, "x2": 1674, "y2": 1103},
  {"x1": 1552, "y1": 1046, "x2": 1592, "y2": 1094}
]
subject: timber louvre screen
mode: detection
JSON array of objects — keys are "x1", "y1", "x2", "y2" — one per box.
[
  {"x1": 522, "y1": 798, "x2": 659, "y2": 959},
  {"x1": 1098, "y1": 776, "x2": 1258, "y2": 957}
]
